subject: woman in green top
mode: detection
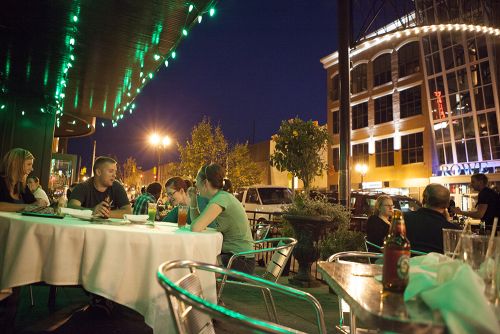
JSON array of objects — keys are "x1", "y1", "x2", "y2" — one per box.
[
  {"x1": 162, "y1": 177, "x2": 211, "y2": 226},
  {"x1": 189, "y1": 164, "x2": 255, "y2": 274}
]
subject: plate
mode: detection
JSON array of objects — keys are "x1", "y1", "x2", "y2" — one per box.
[{"x1": 124, "y1": 214, "x2": 149, "y2": 224}]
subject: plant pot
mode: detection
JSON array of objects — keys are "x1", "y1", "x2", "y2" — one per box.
[{"x1": 284, "y1": 214, "x2": 331, "y2": 288}]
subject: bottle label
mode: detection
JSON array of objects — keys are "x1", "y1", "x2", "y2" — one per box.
[{"x1": 397, "y1": 254, "x2": 410, "y2": 280}]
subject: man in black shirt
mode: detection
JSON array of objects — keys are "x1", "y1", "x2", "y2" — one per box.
[
  {"x1": 405, "y1": 184, "x2": 459, "y2": 253},
  {"x1": 68, "y1": 156, "x2": 131, "y2": 218},
  {"x1": 452, "y1": 173, "x2": 500, "y2": 231}
]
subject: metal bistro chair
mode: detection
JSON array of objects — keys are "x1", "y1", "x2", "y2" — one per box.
[
  {"x1": 327, "y1": 251, "x2": 383, "y2": 334},
  {"x1": 157, "y1": 260, "x2": 327, "y2": 334},
  {"x1": 254, "y1": 222, "x2": 271, "y2": 266},
  {"x1": 364, "y1": 236, "x2": 428, "y2": 256},
  {"x1": 217, "y1": 237, "x2": 297, "y2": 323}
]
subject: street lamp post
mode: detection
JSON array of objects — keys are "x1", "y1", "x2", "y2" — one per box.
[
  {"x1": 355, "y1": 163, "x2": 368, "y2": 190},
  {"x1": 149, "y1": 132, "x2": 171, "y2": 183}
]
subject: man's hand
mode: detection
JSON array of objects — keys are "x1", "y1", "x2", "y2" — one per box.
[
  {"x1": 450, "y1": 206, "x2": 462, "y2": 215},
  {"x1": 93, "y1": 201, "x2": 110, "y2": 218}
]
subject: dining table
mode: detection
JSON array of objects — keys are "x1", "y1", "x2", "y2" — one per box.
[
  {"x1": 0, "y1": 212, "x2": 223, "y2": 333},
  {"x1": 318, "y1": 260, "x2": 446, "y2": 333}
]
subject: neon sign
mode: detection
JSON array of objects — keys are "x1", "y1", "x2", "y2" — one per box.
[{"x1": 434, "y1": 91, "x2": 446, "y2": 119}]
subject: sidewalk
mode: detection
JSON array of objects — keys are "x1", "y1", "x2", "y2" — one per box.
[{"x1": 14, "y1": 272, "x2": 340, "y2": 333}]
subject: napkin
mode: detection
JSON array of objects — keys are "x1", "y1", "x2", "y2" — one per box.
[
  {"x1": 123, "y1": 214, "x2": 148, "y2": 223},
  {"x1": 404, "y1": 253, "x2": 500, "y2": 334},
  {"x1": 60, "y1": 207, "x2": 92, "y2": 218}
]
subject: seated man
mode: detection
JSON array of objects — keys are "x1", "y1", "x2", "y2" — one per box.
[
  {"x1": 404, "y1": 183, "x2": 459, "y2": 254},
  {"x1": 133, "y1": 182, "x2": 162, "y2": 215},
  {"x1": 68, "y1": 156, "x2": 131, "y2": 218}
]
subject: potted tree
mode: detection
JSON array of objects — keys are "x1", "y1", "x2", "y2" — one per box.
[{"x1": 270, "y1": 118, "x2": 343, "y2": 287}]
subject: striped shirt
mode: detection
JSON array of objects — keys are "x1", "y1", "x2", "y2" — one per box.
[{"x1": 133, "y1": 192, "x2": 156, "y2": 215}]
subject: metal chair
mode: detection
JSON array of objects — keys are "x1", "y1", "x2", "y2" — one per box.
[
  {"x1": 364, "y1": 236, "x2": 428, "y2": 256},
  {"x1": 254, "y1": 222, "x2": 271, "y2": 266},
  {"x1": 328, "y1": 251, "x2": 383, "y2": 334},
  {"x1": 217, "y1": 237, "x2": 297, "y2": 323},
  {"x1": 157, "y1": 259, "x2": 326, "y2": 334}
]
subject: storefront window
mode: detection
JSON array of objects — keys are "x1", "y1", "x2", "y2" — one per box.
[{"x1": 478, "y1": 112, "x2": 499, "y2": 161}]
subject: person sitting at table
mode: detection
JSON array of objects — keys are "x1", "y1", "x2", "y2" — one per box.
[
  {"x1": 132, "y1": 182, "x2": 161, "y2": 215},
  {"x1": 188, "y1": 164, "x2": 255, "y2": 274},
  {"x1": 404, "y1": 184, "x2": 459, "y2": 254},
  {"x1": 162, "y1": 177, "x2": 212, "y2": 226},
  {"x1": 0, "y1": 148, "x2": 38, "y2": 211},
  {"x1": 366, "y1": 195, "x2": 393, "y2": 252},
  {"x1": 68, "y1": 156, "x2": 131, "y2": 218},
  {"x1": 27, "y1": 176, "x2": 50, "y2": 207}
]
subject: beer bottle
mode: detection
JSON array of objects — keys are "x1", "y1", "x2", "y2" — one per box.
[{"x1": 382, "y1": 209, "x2": 411, "y2": 292}]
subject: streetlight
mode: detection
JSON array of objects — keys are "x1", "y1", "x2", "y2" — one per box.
[
  {"x1": 149, "y1": 132, "x2": 171, "y2": 182},
  {"x1": 355, "y1": 163, "x2": 368, "y2": 190}
]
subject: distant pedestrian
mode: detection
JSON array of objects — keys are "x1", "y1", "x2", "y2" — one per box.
[{"x1": 133, "y1": 182, "x2": 162, "y2": 215}]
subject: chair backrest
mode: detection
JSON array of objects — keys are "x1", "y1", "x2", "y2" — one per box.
[
  {"x1": 327, "y1": 251, "x2": 383, "y2": 263},
  {"x1": 170, "y1": 272, "x2": 215, "y2": 334},
  {"x1": 158, "y1": 260, "x2": 320, "y2": 334},
  {"x1": 261, "y1": 238, "x2": 297, "y2": 282}
]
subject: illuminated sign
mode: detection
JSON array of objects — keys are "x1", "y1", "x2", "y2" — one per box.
[
  {"x1": 437, "y1": 162, "x2": 493, "y2": 176},
  {"x1": 434, "y1": 91, "x2": 446, "y2": 119}
]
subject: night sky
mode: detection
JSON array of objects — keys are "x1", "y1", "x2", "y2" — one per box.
[{"x1": 68, "y1": 0, "x2": 404, "y2": 172}]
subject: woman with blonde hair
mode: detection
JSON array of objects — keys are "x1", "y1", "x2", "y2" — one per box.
[
  {"x1": 366, "y1": 194, "x2": 393, "y2": 252},
  {"x1": 0, "y1": 148, "x2": 37, "y2": 211}
]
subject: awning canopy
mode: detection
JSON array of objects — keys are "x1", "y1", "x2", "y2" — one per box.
[{"x1": 0, "y1": 0, "x2": 216, "y2": 137}]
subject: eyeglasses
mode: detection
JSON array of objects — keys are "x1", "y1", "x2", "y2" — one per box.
[
  {"x1": 166, "y1": 190, "x2": 178, "y2": 198},
  {"x1": 383, "y1": 204, "x2": 394, "y2": 207}
]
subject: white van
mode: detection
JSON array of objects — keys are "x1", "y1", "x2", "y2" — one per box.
[{"x1": 235, "y1": 185, "x2": 293, "y2": 222}]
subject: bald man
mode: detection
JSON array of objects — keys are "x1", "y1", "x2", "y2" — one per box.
[{"x1": 404, "y1": 184, "x2": 459, "y2": 254}]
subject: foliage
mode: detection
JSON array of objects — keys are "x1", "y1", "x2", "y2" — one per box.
[
  {"x1": 178, "y1": 118, "x2": 227, "y2": 179},
  {"x1": 319, "y1": 229, "x2": 366, "y2": 260},
  {"x1": 178, "y1": 118, "x2": 261, "y2": 189},
  {"x1": 227, "y1": 143, "x2": 262, "y2": 191},
  {"x1": 282, "y1": 192, "x2": 350, "y2": 225},
  {"x1": 122, "y1": 157, "x2": 141, "y2": 188},
  {"x1": 270, "y1": 118, "x2": 330, "y2": 191}
]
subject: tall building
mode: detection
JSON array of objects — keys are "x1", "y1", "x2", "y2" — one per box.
[{"x1": 321, "y1": 0, "x2": 500, "y2": 207}]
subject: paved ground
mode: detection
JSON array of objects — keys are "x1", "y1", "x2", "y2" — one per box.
[{"x1": 10, "y1": 269, "x2": 340, "y2": 333}]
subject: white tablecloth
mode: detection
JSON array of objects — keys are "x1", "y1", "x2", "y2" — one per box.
[{"x1": 0, "y1": 212, "x2": 223, "y2": 333}]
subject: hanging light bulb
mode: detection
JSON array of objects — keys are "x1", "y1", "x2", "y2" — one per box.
[
  {"x1": 209, "y1": 8, "x2": 215, "y2": 16},
  {"x1": 164, "y1": 60, "x2": 169, "y2": 67},
  {"x1": 188, "y1": 4, "x2": 194, "y2": 12},
  {"x1": 182, "y1": 28, "x2": 188, "y2": 36},
  {"x1": 171, "y1": 51, "x2": 176, "y2": 59},
  {"x1": 198, "y1": 15, "x2": 202, "y2": 23}
]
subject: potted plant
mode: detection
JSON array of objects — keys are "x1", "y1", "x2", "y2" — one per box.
[{"x1": 270, "y1": 117, "x2": 338, "y2": 287}]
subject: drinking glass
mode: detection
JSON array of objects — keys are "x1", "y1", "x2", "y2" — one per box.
[
  {"x1": 442, "y1": 228, "x2": 466, "y2": 259},
  {"x1": 148, "y1": 202, "x2": 157, "y2": 222},
  {"x1": 462, "y1": 234, "x2": 498, "y2": 302},
  {"x1": 177, "y1": 205, "x2": 188, "y2": 228}
]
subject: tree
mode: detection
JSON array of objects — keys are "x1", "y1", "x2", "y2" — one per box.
[
  {"x1": 178, "y1": 118, "x2": 228, "y2": 179},
  {"x1": 178, "y1": 118, "x2": 262, "y2": 189},
  {"x1": 270, "y1": 118, "x2": 331, "y2": 192},
  {"x1": 227, "y1": 143, "x2": 262, "y2": 190},
  {"x1": 122, "y1": 157, "x2": 141, "y2": 188}
]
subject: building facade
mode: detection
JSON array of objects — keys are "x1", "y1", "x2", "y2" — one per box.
[{"x1": 322, "y1": 0, "x2": 500, "y2": 207}]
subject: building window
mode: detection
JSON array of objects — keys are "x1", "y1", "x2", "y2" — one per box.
[
  {"x1": 352, "y1": 102, "x2": 368, "y2": 130},
  {"x1": 453, "y1": 116, "x2": 478, "y2": 162},
  {"x1": 351, "y1": 64, "x2": 367, "y2": 94},
  {"x1": 352, "y1": 143, "x2": 369, "y2": 166},
  {"x1": 332, "y1": 148, "x2": 339, "y2": 172},
  {"x1": 398, "y1": 42, "x2": 420, "y2": 77},
  {"x1": 471, "y1": 61, "x2": 494, "y2": 112},
  {"x1": 374, "y1": 95, "x2": 393, "y2": 124},
  {"x1": 330, "y1": 75, "x2": 339, "y2": 101},
  {"x1": 400, "y1": 86, "x2": 422, "y2": 119},
  {"x1": 332, "y1": 111, "x2": 339, "y2": 134},
  {"x1": 447, "y1": 69, "x2": 472, "y2": 116},
  {"x1": 375, "y1": 138, "x2": 394, "y2": 167},
  {"x1": 373, "y1": 53, "x2": 392, "y2": 86},
  {"x1": 422, "y1": 34, "x2": 441, "y2": 75},
  {"x1": 478, "y1": 112, "x2": 500, "y2": 161},
  {"x1": 401, "y1": 133, "x2": 424, "y2": 164}
]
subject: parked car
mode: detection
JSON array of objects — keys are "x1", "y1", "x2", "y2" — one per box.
[
  {"x1": 235, "y1": 185, "x2": 293, "y2": 223},
  {"x1": 311, "y1": 190, "x2": 421, "y2": 232}
]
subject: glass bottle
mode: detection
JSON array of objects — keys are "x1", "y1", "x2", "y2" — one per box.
[{"x1": 382, "y1": 209, "x2": 411, "y2": 293}]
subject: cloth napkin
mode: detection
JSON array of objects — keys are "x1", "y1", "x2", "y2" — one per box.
[
  {"x1": 60, "y1": 207, "x2": 92, "y2": 218},
  {"x1": 404, "y1": 253, "x2": 500, "y2": 334},
  {"x1": 123, "y1": 214, "x2": 148, "y2": 223}
]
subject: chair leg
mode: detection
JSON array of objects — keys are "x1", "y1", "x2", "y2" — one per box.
[
  {"x1": 29, "y1": 285, "x2": 34, "y2": 307},
  {"x1": 260, "y1": 288, "x2": 279, "y2": 324}
]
